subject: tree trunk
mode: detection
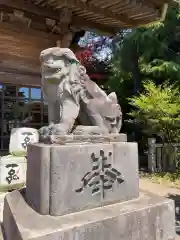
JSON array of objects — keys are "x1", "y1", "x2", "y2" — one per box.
[{"x1": 131, "y1": 47, "x2": 141, "y2": 94}]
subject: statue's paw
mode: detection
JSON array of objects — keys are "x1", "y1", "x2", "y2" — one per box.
[
  {"x1": 50, "y1": 124, "x2": 68, "y2": 135},
  {"x1": 39, "y1": 126, "x2": 51, "y2": 135},
  {"x1": 38, "y1": 126, "x2": 51, "y2": 143}
]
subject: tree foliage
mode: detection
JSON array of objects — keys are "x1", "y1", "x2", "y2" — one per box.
[
  {"x1": 102, "y1": 4, "x2": 180, "y2": 146},
  {"x1": 108, "y1": 5, "x2": 180, "y2": 97},
  {"x1": 73, "y1": 31, "x2": 112, "y2": 82},
  {"x1": 129, "y1": 81, "x2": 180, "y2": 142}
]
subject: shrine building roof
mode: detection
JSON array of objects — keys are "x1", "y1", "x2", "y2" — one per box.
[{"x1": 1, "y1": 0, "x2": 174, "y2": 35}]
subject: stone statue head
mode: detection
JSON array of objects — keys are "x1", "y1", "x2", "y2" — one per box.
[
  {"x1": 105, "y1": 92, "x2": 122, "y2": 133},
  {"x1": 40, "y1": 47, "x2": 80, "y2": 83},
  {"x1": 88, "y1": 91, "x2": 122, "y2": 133}
]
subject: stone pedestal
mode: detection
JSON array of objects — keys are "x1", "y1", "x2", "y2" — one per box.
[
  {"x1": 1, "y1": 135, "x2": 176, "y2": 240},
  {"x1": 26, "y1": 141, "x2": 139, "y2": 216},
  {"x1": 3, "y1": 190, "x2": 175, "y2": 240}
]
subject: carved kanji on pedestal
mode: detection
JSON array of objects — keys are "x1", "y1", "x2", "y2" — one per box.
[{"x1": 76, "y1": 150, "x2": 124, "y2": 199}]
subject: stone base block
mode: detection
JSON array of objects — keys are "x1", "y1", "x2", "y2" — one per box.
[
  {"x1": 26, "y1": 142, "x2": 139, "y2": 216},
  {"x1": 3, "y1": 190, "x2": 175, "y2": 240},
  {"x1": 0, "y1": 155, "x2": 26, "y2": 191}
]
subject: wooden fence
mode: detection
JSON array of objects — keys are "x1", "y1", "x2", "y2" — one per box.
[{"x1": 148, "y1": 138, "x2": 180, "y2": 173}]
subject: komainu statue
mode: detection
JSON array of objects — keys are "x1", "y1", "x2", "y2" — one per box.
[{"x1": 39, "y1": 47, "x2": 122, "y2": 138}]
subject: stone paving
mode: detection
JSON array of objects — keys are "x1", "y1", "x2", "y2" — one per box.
[{"x1": 140, "y1": 178, "x2": 180, "y2": 240}]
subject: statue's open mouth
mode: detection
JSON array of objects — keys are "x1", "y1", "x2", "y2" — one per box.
[
  {"x1": 44, "y1": 74, "x2": 66, "y2": 84},
  {"x1": 42, "y1": 65, "x2": 64, "y2": 79},
  {"x1": 44, "y1": 62, "x2": 62, "y2": 69}
]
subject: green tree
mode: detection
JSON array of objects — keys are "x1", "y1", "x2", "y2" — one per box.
[
  {"x1": 104, "y1": 4, "x2": 180, "y2": 141},
  {"x1": 108, "y1": 5, "x2": 180, "y2": 98},
  {"x1": 129, "y1": 81, "x2": 180, "y2": 143}
]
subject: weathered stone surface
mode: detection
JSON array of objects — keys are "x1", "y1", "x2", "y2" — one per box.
[
  {"x1": 3, "y1": 190, "x2": 175, "y2": 240},
  {"x1": 9, "y1": 127, "x2": 39, "y2": 156},
  {"x1": 72, "y1": 125, "x2": 107, "y2": 135},
  {"x1": 0, "y1": 155, "x2": 26, "y2": 191},
  {"x1": 39, "y1": 47, "x2": 122, "y2": 137},
  {"x1": 50, "y1": 133, "x2": 127, "y2": 144},
  {"x1": 26, "y1": 142, "x2": 139, "y2": 216},
  {"x1": 26, "y1": 144, "x2": 51, "y2": 215},
  {"x1": 0, "y1": 224, "x2": 4, "y2": 240}
]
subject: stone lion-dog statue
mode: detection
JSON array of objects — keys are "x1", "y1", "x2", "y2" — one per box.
[{"x1": 39, "y1": 47, "x2": 122, "y2": 140}]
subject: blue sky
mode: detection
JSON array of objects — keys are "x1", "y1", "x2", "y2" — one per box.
[
  {"x1": 0, "y1": 85, "x2": 41, "y2": 100},
  {"x1": 20, "y1": 87, "x2": 41, "y2": 99}
]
